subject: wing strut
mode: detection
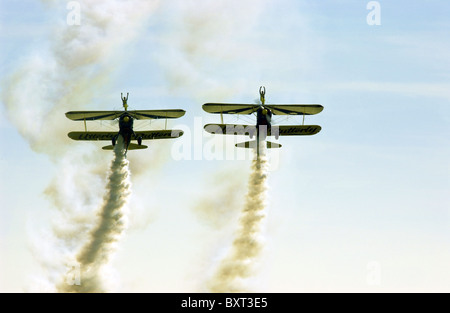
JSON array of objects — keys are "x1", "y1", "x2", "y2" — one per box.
[
  {"x1": 165, "y1": 112, "x2": 168, "y2": 130},
  {"x1": 84, "y1": 119, "x2": 87, "y2": 131}
]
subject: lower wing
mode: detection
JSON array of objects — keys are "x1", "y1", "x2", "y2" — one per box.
[
  {"x1": 68, "y1": 130, "x2": 184, "y2": 141},
  {"x1": 269, "y1": 125, "x2": 322, "y2": 136},
  {"x1": 68, "y1": 131, "x2": 116, "y2": 140},
  {"x1": 136, "y1": 130, "x2": 184, "y2": 140},
  {"x1": 204, "y1": 124, "x2": 256, "y2": 135},
  {"x1": 203, "y1": 124, "x2": 321, "y2": 136}
]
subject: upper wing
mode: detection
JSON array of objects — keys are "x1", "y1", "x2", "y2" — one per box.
[
  {"x1": 135, "y1": 130, "x2": 184, "y2": 140},
  {"x1": 129, "y1": 110, "x2": 186, "y2": 120},
  {"x1": 203, "y1": 103, "x2": 323, "y2": 115},
  {"x1": 65, "y1": 111, "x2": 121, "y2": 121},
  {"x1": 68, "y1": 131, "x2": 117, "y2": 140},
  {"x1": 265, "y1": 104, "x2": 323, "y2": 115},
  {"x1": 268, "y1": 125, "x2": 322, "y2": 136},
  {"x1": 66, "y1": 109, "x2": 186, "y2": 121},
  {"x1": 202, "y1": 103, "x2": 259, "y2": 115}
]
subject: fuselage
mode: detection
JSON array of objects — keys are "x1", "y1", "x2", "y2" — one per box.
[
  {"x1": 117, "y1": 113, "x2": 134, "y2": 150},
  {"x1": 256, "y1": 106, "x2": 272, "y2": 142}
]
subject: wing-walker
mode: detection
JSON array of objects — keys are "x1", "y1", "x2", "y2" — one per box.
[
  {"x1": 202, "y1": 86, "x2": 323, "y2": 157},
  {"x1": 65, "y1": 93, "x2": 185, "y2": 155}
]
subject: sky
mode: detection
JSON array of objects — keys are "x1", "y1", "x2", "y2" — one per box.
[{"x1": 0, "y1": 0, "x2": 449, "y2": 292}]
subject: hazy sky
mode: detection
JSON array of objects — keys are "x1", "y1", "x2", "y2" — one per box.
[{"x1": 1, "y1": 0, "x2": 449, "y2": 292}]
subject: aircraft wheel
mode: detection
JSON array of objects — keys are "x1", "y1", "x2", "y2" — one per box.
[
  {"x1": 137, "y1": 136, "x2": 142, "y2": 145},
  {"x1": 112, "y1": 135, "x2": 117, "y2": 146}
]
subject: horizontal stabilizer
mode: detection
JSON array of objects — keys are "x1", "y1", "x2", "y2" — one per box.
[
  {"x1": 235, "y1": 140, "x2": 282, "y2": 149},
  {"x1": 266, "y1": 141, "x2": 282, "y2": 148},
  {"x1": 235, "y1": 141, "x2": 255, "y2": 148},
  {"x1": 128, "y1": 143, "x2": 148, "y2": 150},
  {"x1": 102, "y1": 144, "x2": 148, "y2": 150}
]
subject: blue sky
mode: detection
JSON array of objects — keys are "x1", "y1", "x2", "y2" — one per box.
[{"x1": 1, "y1": 0, "x2": 449, "y2": 292}]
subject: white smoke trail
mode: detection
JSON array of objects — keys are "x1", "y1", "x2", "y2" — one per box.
[
  {"x1": 208, "y1": 149, "x2": 269, "y2": 292},
  {"x1": 57, "y1": 136, "x2": 131, "y2": 293},
  {"x1": 3, "y1": 0, "x2": 159, "y2": 156},
  {"x1": 1, "y1": 1, "x2": 158, "y2": 291}
]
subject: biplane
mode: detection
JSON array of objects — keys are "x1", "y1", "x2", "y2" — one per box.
[
  {"x1": 202, "y1": 87, "x2": 323, "y2": 156},
  {"x1": 65, "y1": 93, "x2": 185, "y2": 154}
]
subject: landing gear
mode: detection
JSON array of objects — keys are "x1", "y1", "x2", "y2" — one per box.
[
  {"x1": 137, "y1": 136, "x2": 142, "y2": 145},
  {"x1": 112, "y1": 135, "x2": 117, "y2": 146}
]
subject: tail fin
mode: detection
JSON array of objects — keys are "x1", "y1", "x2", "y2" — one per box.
[{"x1": 235, "y1": 140, "x2": 282, "y2": 149}]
